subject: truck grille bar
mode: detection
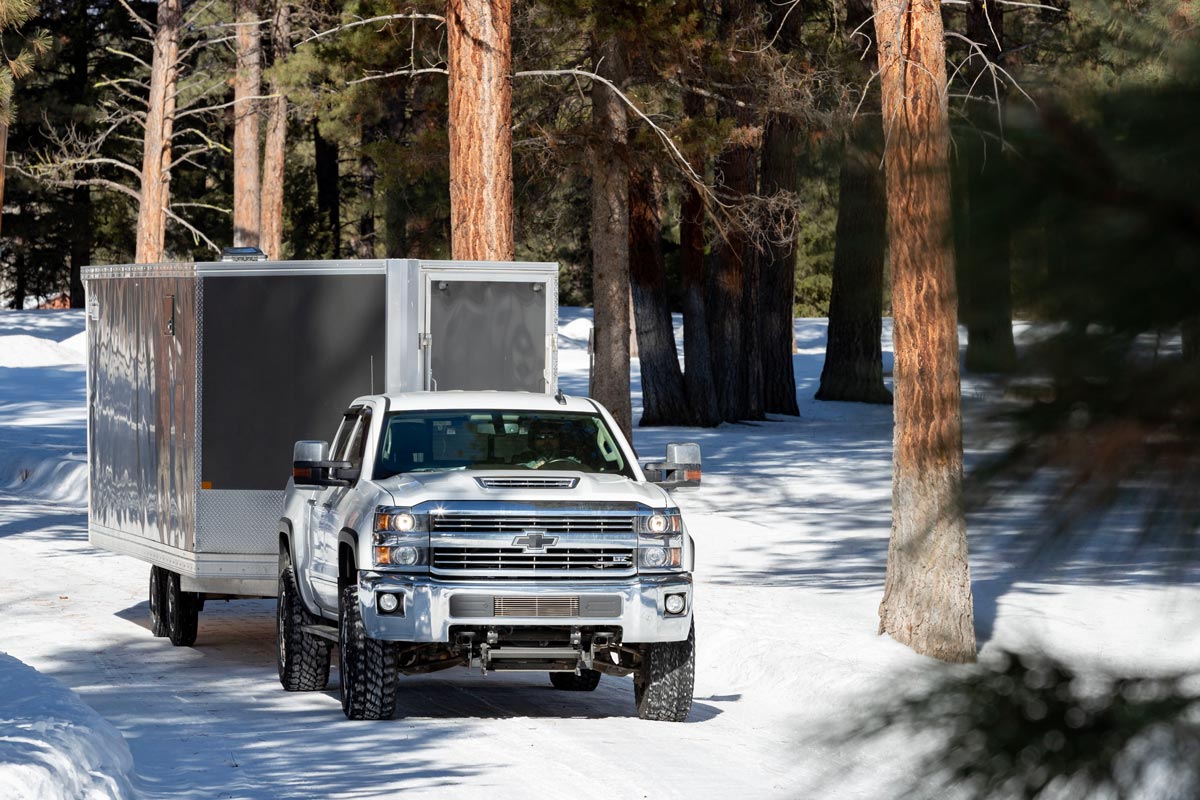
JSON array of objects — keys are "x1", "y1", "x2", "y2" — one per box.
[
  {"x1": 493, "y1": 596, "x2": 580, "y2": 617},
  {"x1": 431, "y1": 514, "x2": 636, "y2": 534},
  {"x1": 433, "y1": 547, "x2": 634, "y2": 573}
]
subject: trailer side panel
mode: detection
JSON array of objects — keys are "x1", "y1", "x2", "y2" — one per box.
[{"x1": 88, "y1": 272, "x2": 197, "y2": 552}]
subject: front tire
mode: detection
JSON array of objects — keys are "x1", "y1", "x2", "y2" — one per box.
[
  {"x1": 550, "y1": 670, "x2": 601, "y2": 692},
  {"x1": 338, "y1": 582, "x2": 400, "y2": 720},
  {"x1": 277, "y1": 564, "x2": 331, "y2": 691},
  {"x1": 164, "y1": 571, "x2": 200, "y2": 647},
  {"x1": 634, "y1": 623, "x2": 695, "y2": 722},
  {"x1": 148, "y1": 566, "x2": 168, "y2": 637}
]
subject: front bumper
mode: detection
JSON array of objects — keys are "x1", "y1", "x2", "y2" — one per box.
[{"x1": 356, "y1": 572, "x2": 693, "y2": 644}]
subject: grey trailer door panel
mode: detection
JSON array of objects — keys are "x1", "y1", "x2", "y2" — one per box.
[{"x1": 425, "y1": 276, "x2": 550, "y2": 392}]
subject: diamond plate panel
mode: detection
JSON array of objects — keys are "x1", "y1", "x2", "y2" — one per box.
[{"x1": 195, "y1": 490, "x2": 283, "y2": 554}]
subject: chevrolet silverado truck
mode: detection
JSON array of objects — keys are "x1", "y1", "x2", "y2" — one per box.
[{"x1": 277, "y1": 390, "x2": 701, "y2": 721}]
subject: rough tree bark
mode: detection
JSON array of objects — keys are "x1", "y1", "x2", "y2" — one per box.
[
  {"x1": 873, "y1": 0, "x2": 977, "y2": 663},
  {"x1": 446, "y1": 0, "x2": 513, "y2": 261},
  {"x1": 707, "y1": 107, "x2": 757, "y2": 423},
  {"x1": 818, "y1": 0, "x2": 891, "y2": 404},
  {"x1": 313, "y1": 118, "x2": 340, "y2": 258},
  {"x1": 960, "y1": 0, "x2": 1017, "y2": 374},
  {"x1": 630, "y1": 167, "x2": 689, "y2": 426},
  {"x1": 355, "y1": 125, "x2": 377, "y2": 258},
  {"x1": 589, "y1": 36, "x2": 633, "y2": 440},
  {"x1": 817, "y1": 117, "x2": 892, "y2": 404},
  {"x1": 233, "y1": 0, "x2": 261, "y2": 248},
  {"x1": 136, "y1": 0, "x2": 182, "y2": 263},
  {"x1": 758, "y1": 113, "x2": 802, "y2": 416},
  {"x1": 69, "y1": 186, "x2": 91, "y2": 307},
  {"x1": 681, "y1": 93, "x2": 721, "y2": 427},
  {"x1": 259, "y1": 0, "x2": 289, "y2": 260}
]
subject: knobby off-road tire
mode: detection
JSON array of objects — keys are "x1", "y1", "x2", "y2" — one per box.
[
  {"x1": 634, "y1": 622, "x2": 695, "y2": 722},
  {"x1": 550, "y1": 669, "x2": 602, "y2": 691},
  {"x1": 277, "y1": 566, "x2": 331, "y2": 691},
  {"x1": 339, "y1": 583, "x2": 400, "y2": 720},
  {"x1": 164, "y1": 571, "x2": 200, "y2": 647},
  {"x1": 148, "y1": 566, "x2": 168, "y2": 637}
]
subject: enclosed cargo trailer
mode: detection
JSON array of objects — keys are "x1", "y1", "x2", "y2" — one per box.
[{"x1": 84, "y1": 258, "x2": 558, "y2": 601}]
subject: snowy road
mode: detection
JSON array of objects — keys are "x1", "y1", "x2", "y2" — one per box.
[{"x1": 4, "y1": 309, "x2": 1200, "y2": 799}]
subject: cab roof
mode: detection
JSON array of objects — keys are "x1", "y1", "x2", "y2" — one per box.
[{"x1": 355, "y1": 390, "x2": 602, "y2": 415}]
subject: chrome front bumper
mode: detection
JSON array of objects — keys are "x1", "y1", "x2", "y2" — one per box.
[{"x1": 356, "y1": 573, "x2": 693, "y2": 643}]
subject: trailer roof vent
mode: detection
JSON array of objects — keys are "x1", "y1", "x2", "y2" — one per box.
[{"x1": 220, "y1": 246, "x2": 267, "y2": 262}]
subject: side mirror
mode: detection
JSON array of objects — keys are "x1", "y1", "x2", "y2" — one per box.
[
  {"x1": 292, "y1": 440, "x2": 353, "y2": 487},
  {"x1": 643, "y1": 442, "x2": 701, "y2": 491}
]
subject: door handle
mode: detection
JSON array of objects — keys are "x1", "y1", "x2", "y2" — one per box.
[
  {"x1": 306, "y1": 499, "x2": 316, "y2": 506},
  {"x1": 321, "y1": 502, "x2": 333, "y2": 510}
]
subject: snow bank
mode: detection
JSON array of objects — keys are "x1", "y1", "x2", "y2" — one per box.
[
  {"x1": 0, "y1": 335, "x2": 85, "y2": 368},
  {"x1": 0, "y1": 653, "x2": 134, "y2": 800}
]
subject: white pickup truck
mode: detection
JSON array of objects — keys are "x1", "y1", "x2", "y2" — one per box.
[{"x1": 277, "y1": 390, "x2": 701, "y2": 721}]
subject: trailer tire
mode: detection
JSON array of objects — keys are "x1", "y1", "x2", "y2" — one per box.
[
  {"x1": 338, "y1": 583, "x2": 400, "y2": 720},
  {"x1": 277, "y1": 566, "x2": 331, "y2": 691},
  {"x1": 549, "y1": 669, "x2": 601, "y2": 691},
  {"x1": 164, "y1": 571, "x2": 200, "y2": 647},
  {"x1": 633, "y1": 622, "x2": 695, "y2": 722},
  {"x1": 148, "y1": 566, "x2": 168, "y2": 637}
]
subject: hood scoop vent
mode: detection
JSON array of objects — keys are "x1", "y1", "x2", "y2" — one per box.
[{"x1": 475, "y1": 477, "x2": 580, "y2": 490}]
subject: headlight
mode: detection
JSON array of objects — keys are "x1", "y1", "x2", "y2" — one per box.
[
  {"x1": 638, "y1": 533, "x2": 683, "y2": 571},
  {"x1": 639, "y1": 509, "x2": 682, "y2": 534},
  {"x1": 373, "y1": 507, "x2": 427, "y2": 570},
  {"x1": 376, "y1": 510, "x2": 416, "y2": 532}
]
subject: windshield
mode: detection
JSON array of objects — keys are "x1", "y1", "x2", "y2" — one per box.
[{"x1": 374, "y1": 410, "x2": 635, "y2": 479}]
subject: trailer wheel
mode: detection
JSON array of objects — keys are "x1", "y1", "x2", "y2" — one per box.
[
  {"x1": 549, "y1": 669, "x2": 601, "y2": 691},
  {"x1": 338, "y1": 583, "x2": 400, "y2": 720},
  {"x1": 277, "y1": 565, "x2": 331, "y2": 691},
  {"x1": 633, "y1": 622, "x2": 695, "y2": 722},
  {"x1": 164, "y1": 571, "x2": 200, "y2": 647},
  {"x1": 148, "y1": 566, "x2": 169, "y2": 637}
]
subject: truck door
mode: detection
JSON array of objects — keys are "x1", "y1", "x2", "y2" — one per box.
[
  {"x1": 424, "y1": 276, "x2": 551, "y2": 392},
  {"x1": 307, "y1": 407, "x2": 367, "y2": 611}
]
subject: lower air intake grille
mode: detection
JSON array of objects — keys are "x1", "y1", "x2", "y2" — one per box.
[{"x1": 494, "y1": 596, "x2": 580, "y2": 617}]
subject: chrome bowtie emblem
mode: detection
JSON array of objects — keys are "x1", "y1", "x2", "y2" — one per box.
[{"x1": 513, "y1": 530, "x2": 558, "y2": 553}]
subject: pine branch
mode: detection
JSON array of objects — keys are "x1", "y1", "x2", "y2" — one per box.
[{"x1": 297, "y1": 12, "x2": 445, "y2": 46}]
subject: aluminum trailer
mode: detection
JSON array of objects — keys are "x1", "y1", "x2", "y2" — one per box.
[{"x1": 84, "y1": 258, "x2": 558, "y2": 599}]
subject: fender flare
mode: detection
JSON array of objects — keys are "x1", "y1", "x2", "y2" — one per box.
[{"x1": 338, "y1": 528, "x2": 360, "y2": 586}]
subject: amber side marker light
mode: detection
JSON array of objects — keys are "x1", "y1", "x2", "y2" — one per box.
[
  {"x1": 201, "y1": 481, "x2": 212, "y2": 490},
  {"x1": 684, "y1": 470, "x2": 702, "y2": 482},
  {"x1": 293, "y1": 468, "x2": 312, "y2": 481}
]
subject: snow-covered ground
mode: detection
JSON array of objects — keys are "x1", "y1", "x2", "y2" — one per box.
[{"x1": 1, "y1": 308, "x2": 1198, "y2": 799}]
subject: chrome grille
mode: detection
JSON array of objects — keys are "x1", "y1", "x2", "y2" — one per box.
[
  {"x1": 475, "y1": 477, "x2": 580, "y2": 489},
  {"x1": 433, "y1": 547, "x2": 634, "y2": 572},
  {"x1": 431, "y1": 514, "x2": 636, "y2": 533},
  {"x1": 494, "y1": 596, "x2": 580, "y2": 617}
]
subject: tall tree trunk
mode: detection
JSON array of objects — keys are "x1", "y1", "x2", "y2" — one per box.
[
  {"x1": 136, "y1": 0, "x2": 182, "y2": 263},
  {"x1": 1183, "y1": 319, "x2": 1200, "y2": 362},
  {"x1": 680, "y1": 100, "x2": 721, "y2": 427},
  {"x1": 0, "y1": 123, "x2": 7, "y2": 240},
  {"x1": 69, "y1": 186, "x2": 91, "y2": 307},
  {"x1": 960, "y1": 0, "x2": 1016, "y2": 374},
  {"x1": 313, "y1": 118, "x2": 340, "y2": 258},
  {"x1": 873, "y1": 0, "x2": 976, "y2": 663},
  {"x1": 260, "y1": 0, "x2": 289, "y2": 260},
  {"x1": 707, "y1": 108, "x2": 756, "y2": 422},
  {"x1": 355, "y1": 126, "x2": 377, "y2": 258},
  {"x1": 383, "y1": 83, "x2": 410, "y2": 258},
  {"x1": 817, "y1": 116, "x2": 892, "y2": 404},
  {"x1": 758, "y1": 114, "x2": 802, "y2": 415},
  {"x1": 233, "y1": 0, "x2": 262, "y2": 248},
  {"x1": 630, "y1": 167, "x2": 689, "y2": 426},
  {"x1": 589, "y1": 36, "x2": 632, "y2": 440},
  {"x1": 446, "y1": 0, "x2": 513, "y2": 260}
]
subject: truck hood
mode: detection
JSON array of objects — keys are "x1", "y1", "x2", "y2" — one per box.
[{"x1": 376, "y1": 470, "x2": 671, "y2": 509}]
